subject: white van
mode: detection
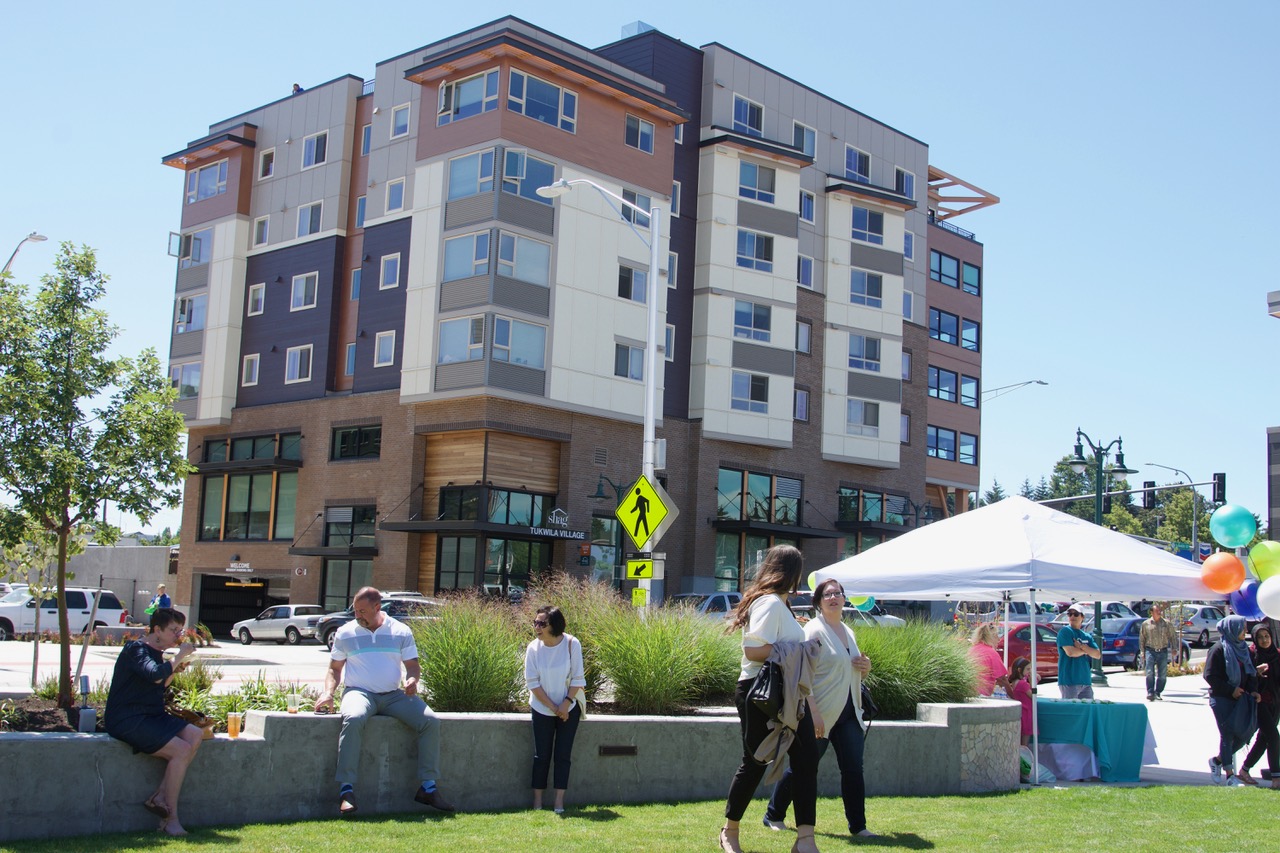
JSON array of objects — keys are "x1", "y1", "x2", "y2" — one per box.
[{"x1": 0, "y1": 587, "x2": 129, "y2": 641}]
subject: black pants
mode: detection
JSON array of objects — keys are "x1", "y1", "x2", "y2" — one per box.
[
  {"x1": 724, "y1": 677, "x2": 818, "y2": 825},
  {"x1": 767, "y1": 693, "x2": 866, "y2": 833},
  {"x1": 1243, "y1": 701, "x2": 1279, "y2": 774},
  {"x1": 531, "y1": 705, "x2": 580, "y2": 790}
]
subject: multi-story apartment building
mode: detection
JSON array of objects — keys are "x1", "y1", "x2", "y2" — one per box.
[{"x1": 161, "y1": 18, "x2": 985, "y2": 634}]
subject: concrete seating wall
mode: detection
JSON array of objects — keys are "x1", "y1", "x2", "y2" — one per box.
[{"x1": 0, "y1": 700, "x2": 1019, "y2": 842}]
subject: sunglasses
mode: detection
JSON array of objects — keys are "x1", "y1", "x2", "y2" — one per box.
[{"x1": 533, "y1": 619, "x2": 549, "y2": 628}]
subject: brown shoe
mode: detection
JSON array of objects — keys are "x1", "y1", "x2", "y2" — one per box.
[
  {"x1": 339, "y1": 790, "x2": 358, "y2": 816},
  {"x1": 1237, "y1": 769, "x2": 1258, "y2": 786},
  {"x1": 414, "y1": 787, "x2": 455, "y2": 812}
]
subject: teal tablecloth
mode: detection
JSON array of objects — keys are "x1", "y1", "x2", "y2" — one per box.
[{"x1": 1035, "y1": 698, "x2": 1149, "y2": 783}]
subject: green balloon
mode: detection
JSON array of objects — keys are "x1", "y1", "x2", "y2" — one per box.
[
  {"x1": 806, "y1": 571, "x2": 819, "y2": 592},
  {"x1": 1251, "y1": 540, "x2": 1280, "y2": 581},
  {"x1": 848, "y1": 595, "x2": 869, "y2": 607}
]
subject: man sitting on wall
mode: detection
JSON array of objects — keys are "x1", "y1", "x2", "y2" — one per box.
[{"x1": 314, "y1": 586, "x2": 455, "y2": 816}]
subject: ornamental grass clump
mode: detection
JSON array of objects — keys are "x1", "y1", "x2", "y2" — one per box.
[
  {"x1": 686, "y1": 614, "x2": 740, "y2": 702},
  {"x1": 854, "y1": 620, "x2": 978, "y2": 719},
  {"x1": 592, "y1": 607, "x2": 712, "y2": 714},
  {"x1": 518, "y1": 575, "x2": 626, "y2": 701},
  {"x1": 412, "y1": 593, "x2": 524, "y2": 712}
]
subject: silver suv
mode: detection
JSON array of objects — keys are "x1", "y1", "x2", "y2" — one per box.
[{"x1": 0, "y1": 586, "x2": 129, "y2": 641}]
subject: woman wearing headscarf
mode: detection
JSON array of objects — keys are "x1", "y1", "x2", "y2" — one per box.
[
  {"x1": 1237, "y1": 624, "x2": 1279, "y2": 787},
  {"x1": 1203, "y1": 615, "x2": 1261, "y2": 785}
]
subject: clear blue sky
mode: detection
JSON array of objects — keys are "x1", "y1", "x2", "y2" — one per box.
[{"x1": 3, "y1": 1, "x2": 1275, "y2": 534}]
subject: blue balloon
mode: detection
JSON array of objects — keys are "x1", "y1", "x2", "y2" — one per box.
[
  {"x1": 1210, "y1": 504, "x2": 1257, "y2": 548},
  {"x1": 1229, "y1": 579, "x2": 1265, "y2": 621}
]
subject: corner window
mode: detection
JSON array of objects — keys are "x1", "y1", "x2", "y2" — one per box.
[
  {"x1": 732, "y1": 95, "x2": 763, "y2": 137},
  {"x1": 793, "y1": 122, "x2": 815, "y2": 158},
  {"x1": 438, "y1": 316, "x2": 485, "y2": 363},
  {"x1": 731, "y1": 371, "x2": 768, "y2": 413},
  {"x1": 794, "y1": 389, "x2": 809, "y2": 422},
  {"x1": 386, "y1": 178, "x2": 405, "y2": 213},
  {"x1": 799, "y1": 190, "x2": 815, "y2": 223},
  {"x1": 374, "y1": 331, "x2": 395, "y2": 367},
  {"x1": 171, "y1": 363, "x2": 200, "y2": 400},
  {"x1": 848, "y1": 334, "x2": 881, "y2": 372},
  {"x1": 851, "y1": 206, "x2": 883, "y2": 244},
  {"x1": 625, "y1": 114, "x2": 654, "y2": 153},
  {"x1": 960, "y1": 433, "x2": 978, "y2": 465},
  {"x1": 241, "y1": 354, "x2": 259, "y2": 387},
  {"x1": 302, "y1": 131, "x2": 327, "y2": 169},
  {"x1": 845, "y1": 146, "x2": 869, "y2": 183},
  {"x1": 178, "y1": 228, "x2": 212, "y2": 269},
  {"x1": 961, "y1": 319, "x2": 980, "y2": 352},
  {"x1": 252, "y1": 216, "x2": 269, "y2": 248},
  {"x1": 185, "y1": 160, "x2": 228, "y2": 204},
  {"x1": 258, "y1": 149, "x2": 274, "y2": 180},
  {"x1": 614, "y1": 344, "x2": 643, "y2": 380},
  {"x1": 175, "y1": 294, "x2": 207, "y2": 334},
  {"x1": 797, "y1": 255, "x2": 814, "y2": 288},
  {"x1": 332, "y1": 425, "x2": 382, "y2": 459},
  {"x1": 733, "y1": 300, "x2": 771, "y2": 342},
  {"x1": 247, "y1": 283, "x2": 265, "y2": 316},
  {"x1": 438, "y1": 69, "x2": 499, "y2": 125},
  {"x1": 285, "y1": 344, "x2": 313, "y2": 383},
  {"x1": 739, "y1": 161, "x2": 776, "y2": 204},
  {"x1": 493, "y1": 317, "x2": 547, "y2": 369},
  {"x1": 846, "y1": 399, "x2": 879, "y2": 437},
  {"x1": 961, "y1": 375, "x2": 979, "y2": 407},
  {"x1": 963, "y1": 262, "x2": 981, "y2": 296},
  {"x1": 448, "y1": 149, "x2": 495, "y2": 201},
  {"x1": 291, "y1": 273, "x2": 318, "y2": 311},
  {"x1": 508, "y1": 69, "x2": 576, "y2": 133},
  {"x1": 895, "y1": 168, "x2": 915, "y2": 199},
  {"x1": 497, "y1": 231, "x2": 551, "y2": 286},
  {"x1": 850, "y1": 270, "x2": 883, "y2": 309},
  {"x1": 442, "y1": 232, "x2": 490, "y2": 281},
  {"x1": 297, "y1": 201, "x2": 322, "y2": 237},
  {"x1": 380, "y1": 254, "x2": 400, "y2": 289},
  {"x1": 502, "y1": 150, "x2": 555, "y2": 205},
  {"x1": 618, "y1": 265, "x2": 648, "y2": 304},
  {"x1": 391, "y1": 103, "x2": 410, "y2": 138},
  {"x1": 736, "y1": 229, "x2": 773, "y2": 272}
]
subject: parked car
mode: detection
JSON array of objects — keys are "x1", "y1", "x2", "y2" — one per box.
[
  {"x1": 0, "y1": 586, "x2": 128, "y2": 641},
  {"x1": 232, "y1": 604, "x2": 327, "y2": 645},
  {"x1": 996, "y1": 621, "x2": 1062, "y2": 681},
  {"x1": 317, "y1": 597, "x2": 443, "y2": 650},
  {"x1": 1101, "y1": 617, "x2": 1193, "y2": 669},
  {"x1": 1168, "y1": 603, "x2": 1227, "y2": 648},
  {"x1": 841, "y1": 606, "x2": 906, "y2": 628},
  {"x1": 667, "y1": 592, "x2": 742, "y2": 621}
]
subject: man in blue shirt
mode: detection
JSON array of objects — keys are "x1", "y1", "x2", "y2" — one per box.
[{"x1": 1056, "y1": 604, "x2": 1101, "y2": 699}]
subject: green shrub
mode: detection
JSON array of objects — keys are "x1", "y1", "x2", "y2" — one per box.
[
  {"x1": 412, "y1": 593, "x2": 524, "y2": 712},
  {"x1": 518, "y1": 575, "x2": 627, "y2": 702},
  {"x1": 33, "y1": 674, "x2": 58, "y2": 701},
  {"x1": 593, "y1": 607, "x2": 717, "y2": 714},
  {"x1": 854, "y1": 620, "x2": 979, "y2": 719}
]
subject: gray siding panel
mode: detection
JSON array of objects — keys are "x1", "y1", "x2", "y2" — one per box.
[
  {"x1": 176, "y1": 265, "x2": 209, "y2": 293},
  {"x1": 444, "y1": 194, "x2": 495, "y2": 232},
  {"x1": 434, "y1": 360, "x2": 485, "y2": 391},
  {"x1": 170, "y1": 332, "x2": 203, "y2": 360},
  {"x1": 850, "y1": 243, "x2": 903, "y2": 277},
  {"x1": 846, "y1": 372, "x2": 902, "y2": 403},
  {"x1": 440, "y1": 276, "x2": 490, "y2": 312},
  {"x1": 493, "y1": 276, "x2": 550, "y2": 316},
  {"x1": 489, "y1": 361, "x2": 546, "y2": 396},
  {"x1": 496, "y1": 194, "x2": 555, "y2": 236},
  {"x1": 732, "y1": 341, "x2": 794, "y2": 377},
  {"x1": 174, "y1": 398, "x2": 198, "y2": 419},
  {"x1": 737, "y1": 201, "x2": 799, "y2": 239}
]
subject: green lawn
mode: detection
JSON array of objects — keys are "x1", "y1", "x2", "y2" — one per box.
[{"x1": 3, "y1": 787, "x2": 1271, "y2": 852}]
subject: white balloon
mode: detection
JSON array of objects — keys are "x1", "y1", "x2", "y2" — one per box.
[{"x1": 1257, "y1": 575, "x2": 1280, "y2": 619}]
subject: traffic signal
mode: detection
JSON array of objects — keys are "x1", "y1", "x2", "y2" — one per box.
[
  {"x1": 1213, "y1": 472, "x2": 1226, "y2": 503},
  {"x1": 1143, "y1": 481, "x2": 1156, "y2": 510}
]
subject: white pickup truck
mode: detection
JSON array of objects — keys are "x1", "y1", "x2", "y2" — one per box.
[{"x1": 0, "y1": 586, "x2": 129, "y2": 640}]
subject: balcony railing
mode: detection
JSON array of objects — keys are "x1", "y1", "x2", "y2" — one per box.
[
  {"x1": 928, "y1": 213, "x2": 977, "y2": 242},
  {"x1": 362, "y1": 79, "x2": 375, "y2": 96}
]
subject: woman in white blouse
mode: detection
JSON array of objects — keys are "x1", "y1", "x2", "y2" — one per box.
[
  {"x1": 524, "y1": 605, "x2": 586, "y2": 813},
  {"x1": 764, "y1": 578, "x2": 875, "y2": 838},
  {"x1": 719, "y1": 545, "x2": 821, "y2": 853}
]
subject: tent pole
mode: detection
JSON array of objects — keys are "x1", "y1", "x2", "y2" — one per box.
[{"x1": 1030, "y1": 587, "x2": 1040, "y2": 787}]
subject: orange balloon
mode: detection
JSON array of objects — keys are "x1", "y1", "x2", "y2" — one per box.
[{"x1": 1202, "y1": 552, "x2": 1246, "y2": 594}]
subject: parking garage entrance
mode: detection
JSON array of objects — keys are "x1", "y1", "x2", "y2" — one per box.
[{"x1": 198, "y1": 574, "x2": 287, "y2": 641}]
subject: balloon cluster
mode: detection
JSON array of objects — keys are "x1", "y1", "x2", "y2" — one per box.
[
  {"x1": 1202, "y1": 504, "x2": 1280, "y2": 619},
  {"x1": 807, "y1": 571, "x2": 875, "y2": 611}
]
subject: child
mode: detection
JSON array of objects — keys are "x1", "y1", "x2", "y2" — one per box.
[{"x1": 1009, "y1": 657, "x2": 1033, "y2": 747}]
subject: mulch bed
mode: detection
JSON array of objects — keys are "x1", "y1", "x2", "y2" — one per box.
[{"x1": 0, "y1": 697, "x2": 104, "y2": 733}]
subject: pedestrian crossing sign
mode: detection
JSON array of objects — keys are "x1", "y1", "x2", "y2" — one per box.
[{"x1": 614, "y1": 474, "x2": 678, "y2": 551}]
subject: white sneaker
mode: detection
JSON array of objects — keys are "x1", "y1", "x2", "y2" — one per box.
[
  {"x1": 1226, "y1": 776, "x2": 1244, "y2": 787},
  {"x1": 1209, "y1": 758, "x2": 1224, "y2": 784},
  {"x1": 762, "y1": 817, "x2": 787, "y2": 831}
]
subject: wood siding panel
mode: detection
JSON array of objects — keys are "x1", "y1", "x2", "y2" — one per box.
[
  {"x1": 485, "y1": 432, "x2": 560, "y2": 492},
  {"x1": 423, "y1": 431, "x2": 488, "y2": 520},
  {"x1": 417, "y1": 532, "x2": 437, "y2": 594}
]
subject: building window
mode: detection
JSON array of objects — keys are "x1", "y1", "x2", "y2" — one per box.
[
  {"x1": 178, "y1": 228, "x2": 212, "y2": 269},
  {"x1": 380, "y1": 254, "x2": 400, "y2": 289},
  {"x1": 900, "y1": 412, "x2": 910, "y2": 444},
  {"x1": 502, "y1": 150, "x2": 555, "y2": 205},
  {"x1": 247, "y1": 283, "x2": 264, "y2": 316},
  {"x1": 733, "y1": 300, "x2": 771, "y2": 342},
  {"x1": 903, "y1": 290, "x2": 914, "y2": 322},
  {"x1": 961, "y1": 375, "x2": 979, "y2": 408},
  {"x1": 961, "y1": 319, "x2": 980, "y2": 352},
  {"x1": 664, "y1": 324, "x2": 675, "y2": 361},
  {"x1": 799, "y1": 190, "x2": 815, "y2": 223},
  {"x1": 386, "y1": 178, "x2": 405, "y2": 212},
  {"x1": 851, "y1": 206, "x2": 883, "y2": 244},
  {"x1": 360, "y1": 124, "x2": 371, "y2": 156},
  {"x1": 903, "y1": 231, "x2": 914, "y2": 261},
  {"x1": 259, "y1": 149, "x2": 274, "y2": 179},
  {"x1": 846, "y1": 399, "x2": 879, "y2": 436},
  {"x1": 439, "y1": 69, "x2": 499, "y2": 125},
  {"x1": 796, "y1": 320, "x2": 811, "y2": 355},
  {"x1": 901, "y1": 350, "x2": 912, "y2": 381},
  {"x1": 671, "y1": 181, "x2": 681, "y2": 218},
  {"x1": 845, "y1": 146, "x2": 869, "y2": 183},
  {"x1": 344, "y1": 342, "x2": 356, "y2": 376},
  {"x1": 739, "y1": 161, "x2": 776, "y2": 204},
  {"x1": 618, "y1": 265, "x2": 648, "y2": 304},
  {"x1": 930, "y1": 250, "x2": 959, "y2": 287},
  {"x1": 438, "y1": 316, "x2": 485, "y2": 363},
  {"x1": 332, "y1": 425, "x2": 382, "y2": 459},
  {"x1": 285, "y1": 344, "x2": 312, "y2": 383},
  {"x1": 297, "y1": 201, "x2": 322, "y2": 237},
  {"x1": 201, "y1": 470, "x2": 297, "y2": 541},
  {"x1": 794, "y1": 388, "x2": 809, "y2": 422},
  {"x1": 622, "y1": 188, "x2": 651, "y2": 228},
  {"x1": 731, "y1": 371, "x2": 768, "y2": 413},
  {"x1": 493, "y1": 317, "x2": 547, "y2": 369},
  {"x1": 443, "y1": 232, "x2": 490, "y2": 281},
  {"x1": 928, "y1": 366, "x2": 958, "y2": 402},
  {"x1": 797, "y1": 255, "x2": 814, "y2": 288},
  {"x1": 321, "y1": 559, "x2": 373, "y2": 612},
  {"x1": 175, "y1": 294, "x2": 207, "y2": 334},
  {"x1": 290, "y1": 273, "x2": 318, "y2": 311},
  {"x1": 927, "y1": 426, "x2": 957, "y2": 460},
  {"x1": 793, "y1": 122, "x2": 815, "y2": 158},
  {"x1": 733, "y1": 95, "x2": 763, "y2": 137},
  {"x1": 736, "y1": 229, "x2": 773, "y2": 272},
  {"x1": 929, "y1": 308, "x2": 959, "y2": 344},
  {"x1": 614, "y1": 344, "x2": 643, "y2": 381},
  {"x1": 302, "y1": 131, "x2": 327, "y2": 169},
  {"x1": 625, "y1": 114, "x2": 654, "y2": 153},
  {"x1": 674, "y1": 123, "x2": 684, "y2": 144},
  {"x1": 960, "y1": 433, "x2": 978, "y2": 465},
  {"x1": 391, "y1": 103, "x2": 410, "y2": 138},
  {"x1": 717, "y1": 467, "x2": 802, "y2": 526},
  {"x1": 355, "y1": 196, "x2": 366, "y2": 228},
  {"x1": 497, "y1": 231, "x2": 551, "y2": 286},
  {"x1": 963, "y1": 262, "x2": 981, "y2": 296},
  {"x1": 508, "y1": 69, "x2": 576, "y2": 132},
  {"x1": 448, "y1": 149, "x2": 495, "y2": 200},
  {"x1": 185, "y1": 160, "x2": 227, "y2": 204},
  {"x1": 170, "y1": 363, "x2": 200, "y2": 400},
  {"x1": 895, "y1": 168, "x2": 915, "y2": 199},
  {"x1": 241, "y1": 354, "x2": 259, "y2": 387},
  {"x1": 350, "y1": 268, "x2": 361, "y2": 300},
  {"x1": 252, "y1": 216, "x2": 269, "y2": 248},
  {"x1": 850, "y1": 270, "x2": 883, "y2": 309},
  {"x1": 325, "y1": 506, "x2": 377, "y2": 548},
  {"x1": 848, "y1": 334, "x2": 881, "y2": 372},
  {"x1": 667, "y1": 252, "x2": 678, "y2": 288},
  {"x1": 374, "y1": 331, "x2": 395, "y2": 367}
]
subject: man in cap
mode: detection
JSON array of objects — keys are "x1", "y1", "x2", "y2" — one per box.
[{"x1": 1056, "y1": 603, "x2": 1101, "y2": 699}]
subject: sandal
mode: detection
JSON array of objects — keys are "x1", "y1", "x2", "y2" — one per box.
[
  {"x1": 1236, "y1": 769, "x2": 1258, "y2": 786},
  {"x1": 143, "y1": 797, "x2": 169, "y2": 819}
]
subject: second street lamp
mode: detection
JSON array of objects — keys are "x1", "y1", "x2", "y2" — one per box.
[{"x1": 1069, "y1": 428, "x2": 1138, "y2": 685}]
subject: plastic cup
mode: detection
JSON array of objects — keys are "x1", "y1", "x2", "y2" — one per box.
[
  {"x1": 286, "y1": 694, "x2": 300, "y2": 714},
  {"x1": 227, "y1": 712, "x2": 241, "y2": 738}
]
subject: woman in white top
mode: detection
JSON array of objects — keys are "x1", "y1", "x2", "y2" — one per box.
[
  {"x1": 720, "y1": 545, "x2": 821, "y2": 853},
  {"x1": 764, "y1": 579, "x2": 875, "y2": 838},
  {"x1": 524, "y1": 605, "x2": 586, "y2": 813}
]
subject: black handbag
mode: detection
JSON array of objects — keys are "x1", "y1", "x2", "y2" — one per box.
[
  {"x1": 748, "y1": 660, "x2": 785, "y2": 721},
  {"x1": 860, "y1": 682, "x2": 879, "y2": 723}
]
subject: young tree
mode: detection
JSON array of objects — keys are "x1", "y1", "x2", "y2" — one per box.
[
  {"x1": 0, "y1": 244, "x2": 191, "y2": 706},
  {"x1": 980, "y1": 480, "x2": 1007, "y2": 506}
]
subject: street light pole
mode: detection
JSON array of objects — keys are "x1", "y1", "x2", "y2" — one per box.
[
  {"x1": 1070, "y1": 428, "x2": 1138, "y2": 686},
  {"x1": 980, "y1": 378, "x2": 1048, "y2": 402},
  {"x1": 1146, "y1": 462, "x2": 1199, "y2": 564},
  {"x1": 3, "y1": 232, "x2": 48, "y2": 275}
]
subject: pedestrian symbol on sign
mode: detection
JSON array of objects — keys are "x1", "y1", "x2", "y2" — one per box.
[
  {"x1": 630, "y1": 487, "x2": 650, "y2": 541},
  {"x1": 613, "y1": 474, "x2": 677, "y2": 551}
]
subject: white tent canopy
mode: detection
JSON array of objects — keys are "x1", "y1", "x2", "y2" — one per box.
[{"x1": 815, "y1": 496, "x2": 1215, "y2": 602}]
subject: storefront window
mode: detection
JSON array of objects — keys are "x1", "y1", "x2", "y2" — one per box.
[{"x1": 322, "y1": 559, "x2": 372, "y2": 612}]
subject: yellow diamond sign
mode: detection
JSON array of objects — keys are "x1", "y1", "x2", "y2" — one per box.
[{"x1": 614, "y1": 474, "x2": 677, "y2": 551}]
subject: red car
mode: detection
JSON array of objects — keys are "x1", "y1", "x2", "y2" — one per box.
[{"x1": 995, "y1": 621, "x2": 1063, "y2": 681}]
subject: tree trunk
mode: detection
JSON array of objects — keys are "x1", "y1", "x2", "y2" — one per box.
[{"x1": 56, "y1": 526, "x2": 72, "y2": 708}]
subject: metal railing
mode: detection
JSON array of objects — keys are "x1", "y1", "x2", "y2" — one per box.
[{"x1": 362, "y1": 79, "x2": 375, "y2": 96}]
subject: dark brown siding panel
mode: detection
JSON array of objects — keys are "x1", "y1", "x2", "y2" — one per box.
[
  {"x1": 846, "y1": 372, "x2": 902, "y2": 403},
  {"x1": 850, "y1": 243, "x2": 903, "y2": 276},
  {"x1": 440, "y1": 277, "x2": 490, "y2": 312},
  {"x1": 353, "y1": 218, "x2": 411, "y2": 394},
  {"x1": 489, "y1": 361, "x2": 546, "y2": 396},
  {"x1": 737, "y1": 201, "x2": 799, "y2": 239},
  {"x1": 732, "y1": 341, "x2": 794, "y2": 377},
  {"x1": 493, "y1": 277, "x2": 550, "y2": 316}
]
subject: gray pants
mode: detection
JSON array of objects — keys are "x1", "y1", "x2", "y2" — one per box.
[
  {"x1": 1059, "y1": 683, "x2": 1094, "y2": 700},
  {"x1": 1144, "y1": 649, "x2": 1169, "y2": 697},
  {"x1": 336, "y1": 687, "x2": 440, "y2": 786}
]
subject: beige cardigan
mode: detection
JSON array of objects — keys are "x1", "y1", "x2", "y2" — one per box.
[{"x1": 753, "y1": 637, "x2": 823, "y2": 784}]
